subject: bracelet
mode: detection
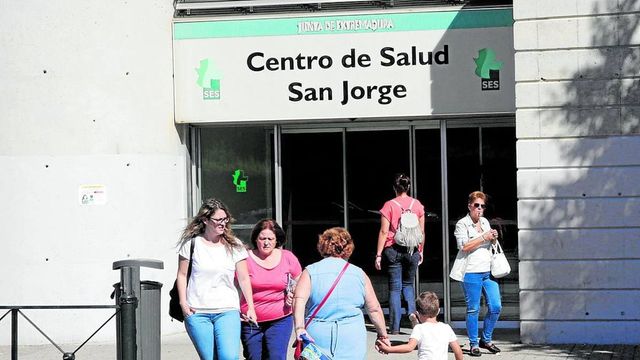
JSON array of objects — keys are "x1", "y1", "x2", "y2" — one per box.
[
  {"x1": 375, "y1": 255, "x2": 382, "y2": 258},
  {"x1": 295, "y1": 326, "x2": 305, "y2": 331},
  {"x1": 377, "y1": 334, "x2": 388, "y2": 339},
  {"x1": 481, "y1": 234, "x2": 487, "y2": 242}
]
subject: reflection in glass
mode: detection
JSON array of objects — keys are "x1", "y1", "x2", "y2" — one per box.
[{"x1": 200, "y1": 127, "x2": 275, "y2": 244}]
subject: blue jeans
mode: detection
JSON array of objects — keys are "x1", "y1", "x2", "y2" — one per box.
[
  {"x1": 383, "y1": 245, "x2": 420, "y2": 333},
  {"x1": 462, "y1": 272, "x2": 502, "y2": 347},
  {"x1": 240, "y1": 314, "x2": 293, "y2": 360},
  {"x1": 184, "y1": 310, "x2": 241, "y2": 360}
]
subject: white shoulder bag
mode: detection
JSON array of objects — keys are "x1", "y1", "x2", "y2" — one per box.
[
  {"x1": 449, "y1": 249, "x2": 468, "y2": 282},
  {"x1": 449, "y1": 220, "x2": 471, "y2": 282},
  {"x1": 490, "y1": 240, "x2": 511, "y2": 278}
]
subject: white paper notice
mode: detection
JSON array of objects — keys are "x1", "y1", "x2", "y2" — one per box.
[{"x1": 79, "y1": 184, "x2": 107, "y2": 205}]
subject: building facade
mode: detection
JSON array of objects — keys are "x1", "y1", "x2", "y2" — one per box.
[
  {"x1": 513, "y1": 0, "x2": 640, "y2": 344},
  {"x1": 0, "y1": 0, "x2": 637, "y2": 346}
]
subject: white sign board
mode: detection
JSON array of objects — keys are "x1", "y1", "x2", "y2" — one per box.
[{"x1": 173, "y1": 8, "x2": 514, "y2": 123}]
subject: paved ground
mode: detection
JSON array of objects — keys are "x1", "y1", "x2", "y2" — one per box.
[{"x1": 1, "y1": 328, "x2": 639, "y2": 359}]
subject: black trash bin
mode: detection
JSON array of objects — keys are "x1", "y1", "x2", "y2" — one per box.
[{"x1": 113, "y1": 280, "x2": 163, "y2": 360}]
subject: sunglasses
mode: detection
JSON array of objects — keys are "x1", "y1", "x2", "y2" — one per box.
[
  {"x1": 210, "y1": 217, "x2": 229, "y2": 224},
  {"x1": 472, "y1": 203, "x2": 487, "y2": 209}
]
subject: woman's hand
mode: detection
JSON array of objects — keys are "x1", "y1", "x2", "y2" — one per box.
[
  {"x1": 376, "y1": 216, "x2": 390, "y2": 271},
  {"x1": 481, "y1": 230, "x2": 498, "y2": 243},
  {"x1": 180, "y1": 303, "x2": 194, "y2": 318},
  {"x1": 375, "y1": 337, "x2": 391, "y2": 354},
  {"x1": 490, "y1": 229, "x2": 499, "y2": 242},
  {"x1": 374, "y1": 255, "x2": 382, "y2": 270},
  {"x1": 244, "y1": 307, "x2": 258, "y2": 325},
  {"x1": 295, "y1": 327, "x2": 313, "y2": 341},
  {"x1": 285, "y1": 289, "x2": 294, "y2": 306}
]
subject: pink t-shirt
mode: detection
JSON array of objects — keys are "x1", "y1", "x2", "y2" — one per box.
[
  {"x1": 380, "y1": 196, "x2": 425, "y2": 248},
  {"x1": 240, "y1": 249, "x2": 302, "y2": 322}
]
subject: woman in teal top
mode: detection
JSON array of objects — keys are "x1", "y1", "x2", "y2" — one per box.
[{"x1": 293, "y1": 227, "x2": 389, "y2": 359}]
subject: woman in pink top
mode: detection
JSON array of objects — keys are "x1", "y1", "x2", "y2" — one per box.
[
  {"x1": 375, "y1": 173, "x2": 426, "y2": 335},
  {"x1": 240, "y1": 219, "x2": 302, "y2": 360}
]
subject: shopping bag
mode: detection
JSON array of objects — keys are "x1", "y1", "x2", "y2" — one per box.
[
  {"x1": 490, "y1": 240, "x2": 511, "y2": 278},
  {"x1": 295, "y1": 334, "x2": 332, "y2": 360}
]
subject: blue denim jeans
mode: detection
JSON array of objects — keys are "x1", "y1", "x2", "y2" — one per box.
[
  {"x1": 383, "y1": 245, "x2": 420, "y2": 333},
  {"x1": 184, "y1": 310, "x2": 241, "y2": 360},
  {"x1": 462, "y1": 272, "x2": 502, "y2": 347},
  {"x1": 240, "y1": 314, "x2": 293, "y2": 360}
]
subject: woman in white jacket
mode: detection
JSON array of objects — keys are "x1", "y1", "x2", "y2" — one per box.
[{"x1": 453, "y1": 191, "x2": 501, "y2": 357}]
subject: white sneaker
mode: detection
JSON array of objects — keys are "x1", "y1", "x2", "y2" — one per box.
[{"x1": 408, "y1": 312, "x2": 419, "y2": 328}]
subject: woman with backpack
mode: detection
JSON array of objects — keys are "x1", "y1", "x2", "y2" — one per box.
[{"x1": 375, "y1": 173, "x2": 426, "y2": 335}]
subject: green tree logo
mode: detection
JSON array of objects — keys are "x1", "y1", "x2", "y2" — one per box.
[
  {"x1": 196, "y1": 59, "x2": 221, "y2": 100},
  {"x1": 474, "y1": 48, "x2": 503, "y2": 79}
]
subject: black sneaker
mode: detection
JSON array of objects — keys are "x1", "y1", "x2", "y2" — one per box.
[
  {"x1": 479, "y1": 339, "x2": 501, "y2": 354},
  {"x1": 469, "y1": 347, "x2": 482, "y2": 357}
]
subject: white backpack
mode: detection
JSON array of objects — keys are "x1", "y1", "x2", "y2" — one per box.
[{"x1": 391, "y1": 199, "x2": 423, "y2": 254}]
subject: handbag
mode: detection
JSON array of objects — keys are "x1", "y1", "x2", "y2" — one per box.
[
  {"x1": 169, "y1": 239, "x2": 195, "y2": 322},
  {"x1": 449, "y1": 220, "x2": 472, "y2": 282},
  {"x1": 449, "y1": 250, "x2": 468, "y2": 282},
  {"x1": 490, "y1": 240, "x2": 511, "y2": 278},
  {"x1": 297, "y1": 334, "x2": 333, "y2": 360},
  {"x1": 294, "y1": 262, "x2": 350, "y2": 359}
]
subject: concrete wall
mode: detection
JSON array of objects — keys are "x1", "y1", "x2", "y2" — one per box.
[
  {"x1": 514, "y1": 0, "x2": 640, "y2": 344},
  {"x1": 0, "y1": 1, "x2": 190, "y2": 344}
]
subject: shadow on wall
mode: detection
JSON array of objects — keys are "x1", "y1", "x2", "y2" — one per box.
[
  {"x1": 520, "y1": 4, "x2": 639, "y2": 251},
  {"x1": 517, "y1": 1, "x2": 640, "y2": 345}
]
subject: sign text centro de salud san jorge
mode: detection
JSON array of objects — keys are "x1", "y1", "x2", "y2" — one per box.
[{"x1": 172, "y1": 9, "x2": 515, "y2": 122}]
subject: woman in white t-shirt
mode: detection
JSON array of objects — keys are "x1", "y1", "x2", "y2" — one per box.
[
  {"x1": 176, "y1": 198, "x2": 256, "y2": 360},
  {"x1": 454, "y1": 191, "x2": 501, "y2": 357}
]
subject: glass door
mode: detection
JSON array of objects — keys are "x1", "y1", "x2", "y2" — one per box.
[
  {"x1": 281, "y1": 129, "x2": 412, "y2": 273},
  {"x1": 281, "y1": 131, "x2": 344, "y2": 267},
  {"x1": 414, "y1": 128, "x2": 445, "y2": 318},
  {"x1": 345, "y1": 129, "x2": 411, "y2": 308},
  {"x1": 200, "y1": 126, "x2": 275, "y2": 241},
  {"x1": 198, "y1": 120, "x2": 518, "y2": 327},
  {"x1": 446, "y1": 125, "x2": 519, "y2": 324}
]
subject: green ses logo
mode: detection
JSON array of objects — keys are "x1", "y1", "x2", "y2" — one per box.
[
  {"x1": 474, "y1": 48, "x2": 503, "y2": 91},
  {"x1": 196, "y1": 59, "x2": 221, "y2": 100},
  {"x1": 232, "y1": 169, "x2": 248, "y2": 193}
]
